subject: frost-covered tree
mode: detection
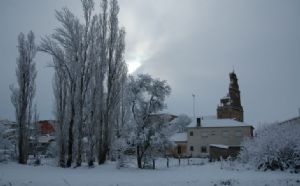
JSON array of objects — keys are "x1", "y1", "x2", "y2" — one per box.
[
  {"x1": 128, "y1": 74, "x2": 172, "y2": 169},
  {"x1": 40, "y1": 0, "x2": 96, "y2": 167},
  {"x1": 98, "y1": 0, "x2": 127, "y2": 164},
  {"x1": 110, "y1": 72, "x2": 132, "y2": 167},
  {"x1": 31, "y1": 104, "x2": 40, "y2": 164},
  {"x1": 40, "y1": 7, "x2": 81, "y2": 166},
  {"x1": 53, "y1": 66, "x2": 68, "y2": 167},
  {"x1": 239, "y1": 122, "x2": 300, "y2": 171},
  {"x1": 171, "y1": 114, "x2": 192, "y2": 133},
  {"x1": 40, "y1": 0, "x2": 127, "y2": 167},
  {"x1": 10, "y1": 31, "x2": 37, "y2": 164}
]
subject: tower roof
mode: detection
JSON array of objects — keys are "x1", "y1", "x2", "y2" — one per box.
[
  {"x1": 229, "y1": 71, "x2": 237, "y2": 80},
  {"x1": 217, "y1": 71, "x2": 243, "y2": 122}
]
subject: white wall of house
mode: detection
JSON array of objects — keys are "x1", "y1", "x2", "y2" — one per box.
[{"x1": 187, "y1": 126, "x2": 253, "y2": 157}]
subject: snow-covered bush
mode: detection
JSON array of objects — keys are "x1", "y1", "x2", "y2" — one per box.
[
  {"x1": 239, "y1": 122, "x2": 300, "y2": 171},
  {"x1": 0, "y1": 121, "x2": 17, "y2": 162}
]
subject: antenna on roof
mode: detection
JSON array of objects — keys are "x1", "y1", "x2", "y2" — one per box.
[{"x1": 192, "y1": 94, "x2": 195, "y2": 122}]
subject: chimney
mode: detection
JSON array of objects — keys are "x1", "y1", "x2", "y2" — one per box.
[{"x1": 197, "y1": 118, "x2": 201, "y2": 127}]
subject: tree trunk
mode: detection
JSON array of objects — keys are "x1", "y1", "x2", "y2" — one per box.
[
  {"x1": 18, "y1": 126, "x2": 27, "y2": 164},
  {"x1": 88, "y1": 143, "x2": 94, "y2": 167},
  {"x1": 137, "y1": 146, "x2": 143, "y2": 169},
  {"x1": 97, "y1": 112, "x2": 106, "y2": 165},
  {"x1": 76, "y1": 80, "x2": 85, "y2": 167},
  {"x1": 99, "y1": 108, "x2": 109, "y2": 164},
  {"x1": 98, "y1": 144, "x2": 108, "y2": 164},
  {"x1": 66, "y1": 83, "x2": 76, "y2": 168},
  {"x1": 76, "y1": 123, "x2": 83, "y2": 167},
  {"x1": 66, "y1": 106, "x2": 75, "y2": 167},
  {"x1": 59, "y1": 139, "x2": 65, "y2": 167}
]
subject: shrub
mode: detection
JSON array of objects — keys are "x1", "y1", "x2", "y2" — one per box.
[{"x1": 239, "y1": 122, "x2": 300, "y2": 171}]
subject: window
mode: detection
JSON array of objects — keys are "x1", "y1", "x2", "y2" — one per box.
[
  {"x1": 201, "y1": 146, "x2": 207, "y2": 153},
  {"x1": 222, "y1": 131, "x2": 229, "y2": 137},
  {"x1": 235, "y1": 131, "x2": 242, "y2": 137},
  {"x1": 190, "y1": 146, "x2": 194, "y2": 151},
  {"x1": 201, "y1": 132, "x2": 208, "y2": 138},
  {"x1": 190, "y1": 131, "x2": 194, "y2": 136},
  {"x1": 211, "y1": 130, "x2": 216, "y2": 136},
  {"x1": 177, "y1": 146, "x2": 182, "y2": 154}
]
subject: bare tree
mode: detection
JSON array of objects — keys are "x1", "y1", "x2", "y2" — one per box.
[
  {"x1": 53, "y1": 65, "x2": 68, "y2": 167},
  {"x1": 100, "y1": 0, "x2": 127, "y2": 164},
  {"x1": 40, "y1": 0, "x2": 126, "y2": 167},
  {"x1": 10, "y1": 31, "x2": 37, "y2": 164},
  {"x1": 30, "y1": 104, "x2": 41, "y2": 165},
  {"x1": 95, "y1": 0, "x2": 108, "y2": 165},
  {"x1": 39, "y1": 2, "x2": 85, "y2": 166},
  {"x1": 74, "y1": 0, "x2": 95, "y2": 167}
]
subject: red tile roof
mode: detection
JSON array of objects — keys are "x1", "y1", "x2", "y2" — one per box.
[{"x1": 39, "y1": 120, "x2": 55, "y2": 135}]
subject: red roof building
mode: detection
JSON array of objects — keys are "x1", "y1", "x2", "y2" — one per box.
[{"x1": 38, "y1": 120, "x2": 55, "y2": 135}]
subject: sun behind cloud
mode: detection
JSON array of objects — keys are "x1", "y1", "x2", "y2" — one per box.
[{"x1": 127, "y1": 59, "x2": 142, "y2": 74}]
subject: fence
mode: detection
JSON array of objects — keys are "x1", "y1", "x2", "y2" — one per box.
[{"x1": 121, "y1": 156, "x2": 209, "y2": 169}]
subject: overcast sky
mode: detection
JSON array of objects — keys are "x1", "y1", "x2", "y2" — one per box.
[{"x1": 1, "y1": 0, "x2": 300, "y2": 125}]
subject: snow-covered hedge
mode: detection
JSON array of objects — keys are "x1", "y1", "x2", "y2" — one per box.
[
  {"x1": 239, "y1": 122, "x2": 300, "y2": 171},
  {"x1": 0, "y1": 122, "x2": 16, "y2": 162}
]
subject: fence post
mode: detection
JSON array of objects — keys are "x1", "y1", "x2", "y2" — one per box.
[
  {"x1": 220, "y1": 156, "x2": 223, "y2": 169},
  {"x1": 188, "y1": 158, "x2": 190, "y2": 165},
  {"x1": 178, "y1": 157, "x2": 181, "y2": 166},
  {"x1": 152, "y1": 159, "x2": 155, "y2": 170},
  {"x1": 167, "y1": 157, "x2": 169, "y2": 168}
]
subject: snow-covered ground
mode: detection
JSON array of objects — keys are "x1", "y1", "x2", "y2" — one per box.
[{"x1": 0, "y1": 159, "x2": 299, "y2": 186}]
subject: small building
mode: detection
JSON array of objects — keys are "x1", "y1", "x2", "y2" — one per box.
[
  {"x1": 186, "y1": 117, "x2": 253, "y2": 158},
  {"x1": 169, "y1": 132, "x2": 188, "y2": 157},
  {"x1": 209, "y1": 144, "x2": 241, "y2": 160},
  {"x1": 29, "y1": 120, "x2": 57, "y2": 155}
]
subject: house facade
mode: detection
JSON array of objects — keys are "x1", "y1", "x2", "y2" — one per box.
[
  {"x1": 170, "y1": 71, "x2": 254, "y2": 159},
  {"x1": 186, "y1": 117, "x2": 253, "y2": 157}
]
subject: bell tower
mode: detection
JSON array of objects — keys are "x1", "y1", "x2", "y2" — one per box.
[{"x1": 217, "y1": 71, "x2": 244, "y2": 122}]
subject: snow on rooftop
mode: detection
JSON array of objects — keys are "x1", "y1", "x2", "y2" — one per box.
[
  {"x1": 4, "y1": 128, "x2": 15, "y2": 134},
  {"x1": 170, "y1": 132, "x2": 187, "y2": 142},
  {"x1": 209, "y1": 144, "x2": 229, "y2": 149},
  {"x1": 0, "y1": 119, "x2": 16, "y2": 126},
  {"x1": 187, "y1": 118, "x2": 252, "y2": 128},
  {"x1": 38, "y1": 135, "x2": 56, "y2": 143}
]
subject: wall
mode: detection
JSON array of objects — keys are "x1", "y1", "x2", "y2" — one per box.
[
  {"x1": 187, "y1": 126, "x2": 252, "y2": 157},
  {"x1": 168, "y1": 142, "x2": 188, "y2": 157},
  {"x1": 209, "y1": 146, "x2": 241, "y2": 160}
]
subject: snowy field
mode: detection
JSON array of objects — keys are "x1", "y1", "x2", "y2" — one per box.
[{"x1": 0, "y1": 159, "x2": 299, "y2": 186}]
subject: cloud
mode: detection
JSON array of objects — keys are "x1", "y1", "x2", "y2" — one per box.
[{"x1": 0, "y1": 0, "x2": 299, "y2": 125}]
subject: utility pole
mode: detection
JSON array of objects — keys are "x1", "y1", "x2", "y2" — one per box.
[{"x1": 192, "y1": 94, "x2": 195, "y2": 122}]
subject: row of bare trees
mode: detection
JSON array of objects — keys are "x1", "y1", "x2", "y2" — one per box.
[
  {"x1": 10, "y1": 0, "x2": 182, "y2": 168},
  {"x1": 39, "y1": 0, "x2": 127, "y2": 167}
]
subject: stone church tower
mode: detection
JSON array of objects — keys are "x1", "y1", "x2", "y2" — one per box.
[{"x1": 217, "y1": 71, "x2": 244, "y2": 122}]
